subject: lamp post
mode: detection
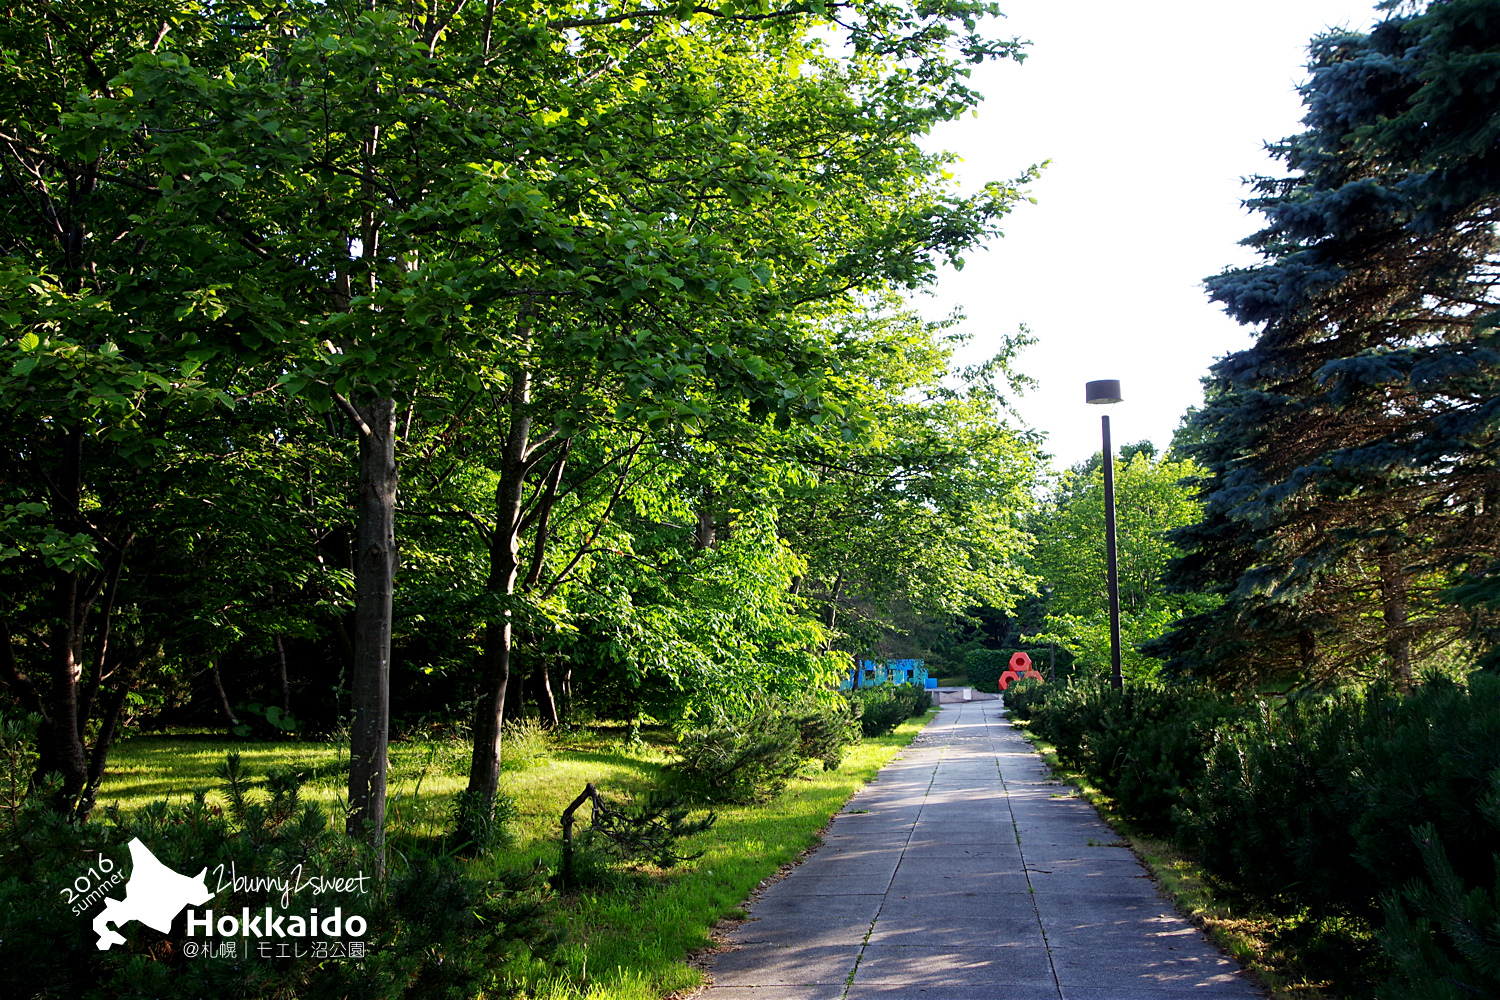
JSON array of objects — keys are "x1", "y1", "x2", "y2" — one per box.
[
  {"x1": 1085, "y1": 380, "x2": 1124, "y2": 692},
  {"x1": 1041, "y1": 583, "x2": 1055, "y2": 683}
]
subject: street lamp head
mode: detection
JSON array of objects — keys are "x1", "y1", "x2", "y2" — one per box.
[{"x1": 1085, "y1": 379, "x2": 1123, "y2": 405}]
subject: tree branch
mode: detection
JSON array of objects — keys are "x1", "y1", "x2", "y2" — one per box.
[
  {"x1": 546, "y1": 3, "x2": 830, "y2": 29},
  {"x1": 332, "y1": 392, "x2": 374, "y2": 439}
]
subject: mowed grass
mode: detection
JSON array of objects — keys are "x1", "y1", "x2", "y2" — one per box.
[{"x1": 97, "y1": 711, "x2": 939, "y2": 1000}]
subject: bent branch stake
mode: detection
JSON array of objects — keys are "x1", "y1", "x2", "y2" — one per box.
[{"x1": 560, "y1": 782, "x2": 601, "y2": 892}]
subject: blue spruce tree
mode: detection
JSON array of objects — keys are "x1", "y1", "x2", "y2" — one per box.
[{"x1": 1151, "y1": 0, "x2": 1500, "y2": 689}]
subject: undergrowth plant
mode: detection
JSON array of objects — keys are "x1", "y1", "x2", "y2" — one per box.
[
  {"x1": 847, "y1": 683, "x2": 929, "y2": 737},
  {"x1": 670, "y1": 696, "x2": 862, "y2": 803},
  {"x1": 1014, "y1": 672, "x2": 1500, "y2": 998},
  {"x1": 0, "y1": 714, "x2": 555, "y2": 1000}
]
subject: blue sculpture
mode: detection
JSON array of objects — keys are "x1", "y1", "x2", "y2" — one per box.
[{"x1": 839, "y1": 658, "x2": 928, "y2": 690}]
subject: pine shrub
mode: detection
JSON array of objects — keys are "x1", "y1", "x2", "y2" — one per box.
[
  {"x1": 848, "y1": 682, "x2": 928, "y2": 737},
  {"x1": 1025, "y1": 677, "x2": 1241, "y2": 834},
  {"x1": 670, "y1": 696, "x2": 862, "y2": 803},
  {"x1": 1003, "y1": 676, "x2": 1047, "y2": 718},
  {"x1": 1010, "y1": 672, "x2": 1500, "y2": 997},
  {"x1": 0, "y1": 725, "x2": 554, "y2": 1000}
]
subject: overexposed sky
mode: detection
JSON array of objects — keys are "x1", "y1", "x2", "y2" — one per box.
[{"x1": 921, "y1": 0, "x2": 1384, "y2": 468}]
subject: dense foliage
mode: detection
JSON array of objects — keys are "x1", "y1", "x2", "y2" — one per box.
[
  {"x1": 1026, "y1": 448, "x2": 1213, "y2": 681},
  {"x1": 0, "y1": 0, "x2": 1041, "y2": 828},
  {"x1": 1015, "y1": 673, "x2": 1500, "y2": 997},
  {"x1": 669, "y1": 695, "x2": 865, "y2": 804}
]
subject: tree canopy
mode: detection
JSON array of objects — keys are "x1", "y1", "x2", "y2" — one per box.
[{"x1": 0, "y1": 0, "x2": 1043, "y2": 824}]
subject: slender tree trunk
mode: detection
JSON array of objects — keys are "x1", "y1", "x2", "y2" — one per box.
[
  {"x1": 1378, "y1": 540, "x2": 1412, "y2": 692},
  {"x1": 39, "y1": 570, "x2": 87, "y2": 804},
  {"x1": 466, "y1": 365, "x2": 532, "y2": 812},
  {"x1": 274, "y1": 636, "x2": 291, "y2": 713},
  {"x1": 83, "y1": 684, "x2": 129, "y2": 803},
  {"x1": 209, "y1": 661, "x2": 239, "y2": 727},
  {"x1": 826, "y1": 567, "x2": 846, "y2": 629},
  {"x1": 36, "y1": 429, "x2": 88, "y2": 806},
  {"x1": 505, "y1": 656, "x2": 528, "y2": 720},
  {"x1": 537, "y1": 662, "x2": 558, "y2": 726},
  {"x1": 1298, "y1": 630, "x2": 1317, "y2": 676},
  {"x1": 76, "y1": 542, "x2": 128, "y2": 727},
  {"x1": 346, "y1": 398, "x2": 398, "y2": 857},
  {"x1": 695, "y1": 502, "x2": 716, "y2": 550},
  {"x1": 521, "y1": 442, "x2": 569, "y2": 591}
]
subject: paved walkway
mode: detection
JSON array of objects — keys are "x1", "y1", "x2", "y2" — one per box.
[{"x1": 703, "y1": 699, "x2": 1265, "y2": 1000}]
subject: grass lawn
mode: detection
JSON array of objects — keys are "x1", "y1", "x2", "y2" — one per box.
[{"x1": 97, "y1": 710, "x2": 939, "y2": 1000}]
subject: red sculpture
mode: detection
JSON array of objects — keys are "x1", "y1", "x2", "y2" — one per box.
[{"x1": 998, "y1": 651, "x2": 1043, "y2": 691}]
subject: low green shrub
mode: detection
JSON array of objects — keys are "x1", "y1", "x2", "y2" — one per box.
[
  {"x1": 1180, "y1": 676, "x2": 1500, "y2": 919},
  {"x1": 670, "y1": 696, "x2": 862, "y2": 803},
  {"x1": 964, "y1": 649, "x2": 1009, "y2": 693},
  {"x1": 1179, "y1": 691, "x2": 1380, "y2": 916},
  {"x1": 1004, "y1": 676, "x2": 1047, "y2": 718},
  {"x1": 500, "y1": 718, "x2": 552, "y2": 771},
  {"x1": 449, "y1": 786, "x2": 521, "y2": 855},
  {"x1": 796, "y1": 696, "x2": 864, "y2": 770},
  {"x1": 1010, "y1": 672, "x2": 1500, "y2": 998},
  {"x1": 1024, "y1": 677, "x2": 1241, "y2": 835},
  {"x1": 848, "y1": 683, "x2": 928, "y2": 737},
  {"x1": 1377, "y1": 817, "x2": 1500, "y2": 1000}
]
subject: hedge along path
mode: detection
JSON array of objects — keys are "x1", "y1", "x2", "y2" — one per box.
[{"x1": 702, "y1": 700, "x2": 1267, "y2": 1000}]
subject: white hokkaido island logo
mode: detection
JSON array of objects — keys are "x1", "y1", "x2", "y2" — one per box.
[{"x1": 93, "y1": 838, "x2": 213, "y2": 950}]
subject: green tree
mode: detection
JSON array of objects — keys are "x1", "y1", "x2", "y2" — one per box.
[{"x1": 1032, "y1": 450, "x2": 1216, "y2": 681}]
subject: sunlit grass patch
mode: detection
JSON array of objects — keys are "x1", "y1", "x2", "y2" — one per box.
[{"x1": 96, "y1": 708, "x2": 939, "y2": 999}]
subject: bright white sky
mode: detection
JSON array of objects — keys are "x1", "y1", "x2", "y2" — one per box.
[{"x1": 919, "y1": 0, "x2": 1384, "y2": 469}]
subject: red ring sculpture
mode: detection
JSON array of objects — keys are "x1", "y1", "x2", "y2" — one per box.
[{"x1": 998, "y1": 650, "x2": 1043, "y2": 691}]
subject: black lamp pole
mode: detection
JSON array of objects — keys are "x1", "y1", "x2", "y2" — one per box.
[{"x1": 1086, "y1": 380, "x2": 1124, "y2": 692}]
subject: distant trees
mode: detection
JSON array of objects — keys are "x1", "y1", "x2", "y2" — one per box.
[
  {"x1": 1154, "y1": 0, "x2": 1500, "y2": 689},
  {"x1": 1031, "y1": 448, "x2": 1213, "y2": 681}
]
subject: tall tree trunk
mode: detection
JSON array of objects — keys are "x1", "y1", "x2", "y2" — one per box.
[
  {"x1": 35, "y1": 429, "x2": 88, "y2": 808},
  {"x1": 39, "y1": 569, "x2": 88, "y2": 805},
  {"x1": 466, "y1": 365, "x2": 532, "y2": 814},
  {"x1": 695, "y1": 500, "x2": 716, "y2": 550},
  {"x1": 1378, "y1": 540, "x2": 1412, "y2": 692},
  {"x1": 83, "y1": 684, "x2": 130, "y2": 801},
  {"x1": 826, "y1": 566, "x2": 846, "y2": 629},
  {"x1": 346, "y1": 397, "x2": 398, "y2": 858}
]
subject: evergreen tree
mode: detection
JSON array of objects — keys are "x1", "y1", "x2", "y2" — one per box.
[{"x1": 1155, "y1": 0, "x2": 1500, "y2": 689}]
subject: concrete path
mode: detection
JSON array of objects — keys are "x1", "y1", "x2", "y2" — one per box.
[{"x1": 702, "y1": 699, "x2": 1265, "y2": 1000}]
